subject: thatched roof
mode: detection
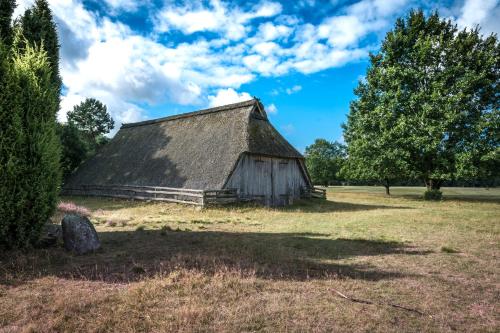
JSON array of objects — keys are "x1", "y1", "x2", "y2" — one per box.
[{"x1": 65, "y1": 99, "x2": 305, "y2": 190}]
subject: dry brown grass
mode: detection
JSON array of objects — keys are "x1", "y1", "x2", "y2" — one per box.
[{"x1": 1, "y1": 187, "x2": 499, "y2": 332}]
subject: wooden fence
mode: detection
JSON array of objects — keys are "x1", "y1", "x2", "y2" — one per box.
[
  {"x1": 62, "y1": 184, "x2": 238, "y2": 206},
  {"x1": 301, "y1": 186, "x2": 327, "y2": 199},
  {"x1": 63, "y1": 185, "x2": 325, "y2": 206}
]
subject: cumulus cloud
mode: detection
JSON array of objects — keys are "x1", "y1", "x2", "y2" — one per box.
[
  {"x1": 286, "y1": 85, "x2": 302, "y2": 95},
  {"x1": 13, "y1": 0, "x2": 500, "y2": 130},
  {"x1": 457, "y1": 0, "x2": 500, "y2": 34},
  {"x1": 154, "y1": 0, "x2": 282, "y2": 40},
  {"x1": 266, "y1": 103, "x2": 278, "y2": 114},
  {"x1": 254, "y1": 22, "x2": 293, "y2": 41},
  {"x1": 103, "y1": 0, "x2": 139, "y2": 12},
  {"x1": 208, "y1": 88, "x2": 252, "y2": 107}
]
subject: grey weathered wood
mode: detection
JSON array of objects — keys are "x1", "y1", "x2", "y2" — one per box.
[
  {"x1": 224, "y1": 154, "x2": 309, "y2": 206},
  {"x1": 63, "y1": 184, "x2": 238, "y2": 206}
]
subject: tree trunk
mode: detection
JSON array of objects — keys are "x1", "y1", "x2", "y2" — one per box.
[
  {"x1": 384, "y1": 178, "x2": 390, "y2": 195},
  {"x1": 425, "y1": 179, "x2": 442, "y2": 191}
]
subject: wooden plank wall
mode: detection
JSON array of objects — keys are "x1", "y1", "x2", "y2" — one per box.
[{"x1": 225, "y1": 154, "x2": 308, "y2": 206}]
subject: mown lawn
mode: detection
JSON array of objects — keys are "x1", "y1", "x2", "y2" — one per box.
[{"x1": 1, "y1": 187, "x2": 499, "y2": 332}]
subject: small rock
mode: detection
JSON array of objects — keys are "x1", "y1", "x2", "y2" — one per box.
[{"x1": 62, "y1": 214, "x2": 100, "y2": 254}]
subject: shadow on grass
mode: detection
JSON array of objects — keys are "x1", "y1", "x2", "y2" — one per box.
[
  {"x1": 1, "y1": 230, "x2": 431, "y2": 286},
  {"x1": 62, "y1": 196, "x2": 411, "y2": 214},
  {"x1": 395, "y1": 194, "x2": 500, "y2": 204},
  {"x1": 214, "y1": 199, "x2": 410, "y2": 213},
  {"x1": 280, "y1": 199, "x2": 411, "y2": 213}
]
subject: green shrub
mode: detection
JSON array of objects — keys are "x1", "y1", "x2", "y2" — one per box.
[{"x1": 424, "y1": 189, "x2": 442, "y2": 201}]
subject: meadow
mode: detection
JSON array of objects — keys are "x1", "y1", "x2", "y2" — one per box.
[{"x1": 1, "y1": 186, "x2": 499, "y2": 332}]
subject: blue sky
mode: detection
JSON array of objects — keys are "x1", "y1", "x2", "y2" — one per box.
[{"x1": 14, "y1": 0, "x2": 500, "y2": 151}]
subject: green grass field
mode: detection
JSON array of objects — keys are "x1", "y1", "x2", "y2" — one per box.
[{"x1": 1, "y1": 186, "x2": 499, "y2": 332}]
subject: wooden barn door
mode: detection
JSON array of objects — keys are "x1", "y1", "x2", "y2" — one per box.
[
  {"x1": 271, "y1": 158, "x2": 291, "y2": 206},
  {"x1": 224, "y1": 154, "x2": 306, "y2": 206}
]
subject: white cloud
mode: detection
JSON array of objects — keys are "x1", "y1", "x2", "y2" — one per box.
[
  {"x1": 154, "y1": 0, "x2": 282, "y2": 40},
  {"x1": 266, "y1": 103, "x2": 278, "y2": 114},
  {"x1": 318, "y1": 15, "x2": 368, "y2": 48},
  {"x1": 207, "y1": 88, "x2": 252, "y2": 107},
  {"x1": 14, "y1": 0, "x2": 500, "y2": 132},
  {"x1": 457, "y1": 0, "x2": 500, "y2": 32},
  {"x1": 256, "y1": 22, "x2": 292, "y2": 41},
  {"x1": 103, "y1": 0, "x2": 139, "y2": 12},
  {"x1": 253, "y1": 41, "x2": 278, "y2": 56},
  {"x1": 286, "y1": 85, "x2": 302, "y2": 95}
]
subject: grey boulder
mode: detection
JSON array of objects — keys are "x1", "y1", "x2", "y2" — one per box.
[{"x1": 62, "y1": 214, "x2": 100, "y2": 254}]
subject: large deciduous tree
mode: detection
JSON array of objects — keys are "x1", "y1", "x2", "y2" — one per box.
[
  {"x1": 343, "y1": 10, "x2": 499, "y2": 197},
  {"x1": 67, "y1": 98, "x2": 114, "y2": 149},
  {"x1": 56, "y1": 122, "x2": 90, "y2": 181},
  {"x1": 305, "y1": 139, "x2": 346, "y2": 186}
]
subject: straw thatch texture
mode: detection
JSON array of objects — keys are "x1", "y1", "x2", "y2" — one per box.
[{"x1": 64, "y1": 99, "x2": 308, "y2": 192}]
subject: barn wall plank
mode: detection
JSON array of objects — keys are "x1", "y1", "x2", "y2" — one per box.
[{"x1": 225, "y1": 154, "x2": 308, "y2": 205}]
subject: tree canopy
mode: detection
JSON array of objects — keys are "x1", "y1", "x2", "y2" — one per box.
[
  {"x1": 67, "y1": 98, "x2": 114, "y2": 148},
  {"x1": 57, "y1": 122, "x2": 90, "y2": 181},
  {"x1": 343, "y1": 10, "x2": 499, "y2": 196},
  {"x1": 305, "y1": 139, "x2": 346, "y2": 186}
]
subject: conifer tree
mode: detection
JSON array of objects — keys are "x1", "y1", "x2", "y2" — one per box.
[
  {"x1": 0, "y1": 38, "x2": 27, "y2": 248},
  {"x1": 0, "y1": 1, "x2": 61, "y2": 248},
  {"x1": 18, "y1": 0, "x2": 61, "y2": 93},
  {"x1": 11, "y1": 36, "x2": 61, "y2": 246},
  {"x1": 0, "y1": 0, "x2": 16, "y2": 45}
]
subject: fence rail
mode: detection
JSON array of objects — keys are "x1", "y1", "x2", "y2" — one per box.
[
  {"x1": 301, "y1": 186, "x2": 327, "y2": 199},
  {"x1": 62, "y1": 184, "x2": 238, "y2": 206},
  {"x1": 63, "y1": 185, "x2": 323, "y2": 206}
]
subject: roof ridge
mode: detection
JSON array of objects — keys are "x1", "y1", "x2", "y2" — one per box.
[{"x1": 121, "y1": 99, "x2": 257, "y2": 129}]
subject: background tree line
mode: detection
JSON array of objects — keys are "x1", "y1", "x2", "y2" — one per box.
[{"x1": 0, "y1": 0, "x2": 113, "y2": 249}]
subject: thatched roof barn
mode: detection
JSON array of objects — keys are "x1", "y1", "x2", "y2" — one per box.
[{"x1": 64, "y1": 99, "x2": 313, "y2": 206}]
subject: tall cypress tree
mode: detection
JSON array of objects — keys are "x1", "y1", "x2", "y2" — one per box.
[
  {"x1": 0, "y1": 0, "x2": 16, "y2": 45},
  {"x1": 18, "y1": 0, "x2": 61, "y2": 93},
  {"x1": 11, "y1": 34, "x2": 61, "y2": 247},
  {"x1": 0, "y1": 38, "x2": 27, "y2": 248},
  {"x1": 0, "y1": 1, "x2": 61, "y2": 248}
]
